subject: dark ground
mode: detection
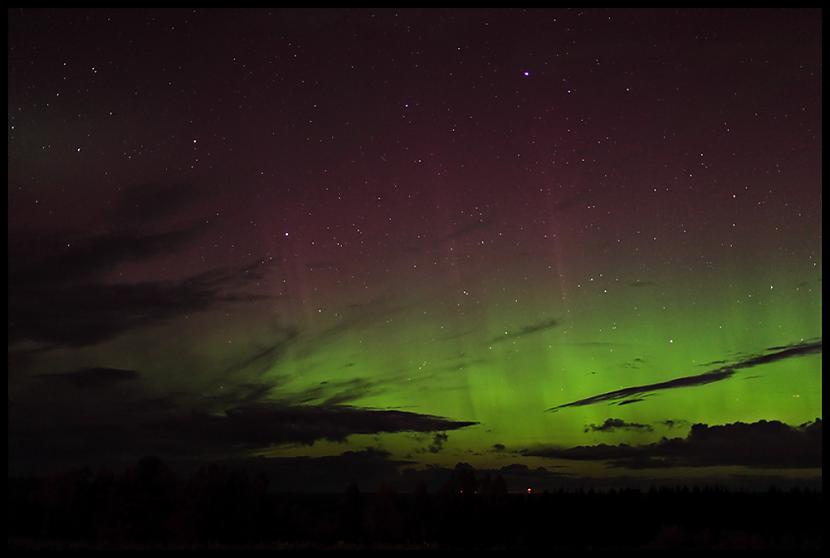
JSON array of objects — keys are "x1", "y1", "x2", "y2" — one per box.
[{"x1": 8, "y1": 458, "x2": 823, "y2": 551}]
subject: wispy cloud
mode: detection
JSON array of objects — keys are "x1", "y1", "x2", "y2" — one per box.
[
  {"x1": 584, "y1": 418, "x2": 653, "y2": 433},
  {"x1": 10, "y1": 256, "x2": 277, "y2": 348},
  {"x1": 8, "y1": 217, "x2": 280, "y2": 350},
  {"x1": 416, "y1": 432, "x2": 450, "y2": 454},
  {"x1": 37, "y1": 367, "x2": 140, "y2": 388},
  {"x1": 548, "y1": 339, "x2": 821, "y2": 411},
  {"x1": 489, "y1": 318, "x2": 559, "y2": 345}
]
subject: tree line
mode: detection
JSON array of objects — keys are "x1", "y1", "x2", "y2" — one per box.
[{"x1": 8, "y1": 457, "x2": 823, "y2": 549}]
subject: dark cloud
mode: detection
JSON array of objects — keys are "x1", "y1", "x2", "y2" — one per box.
[
  {"x1": 219, "y1": 326, "x2": 299, "y2": 378},
  {"x1": 525, "y1": 419, "x2": 822, "y2": 469},
  {"x1": 8, "y1": 218, "x2": 280, "y2": 350},
  {"x1": 9, "y1": 373, "x2": 478, "y2": 472},
  {"x1": 659, "y1": 419, "x2": 689, "y2": 430},
  {"x1": 415, "y1": 431, "x2": 450, "y2": 454},
  {"x1": 269, "y1": 374, "x2": 411, "y2": 409},
  {"x1": 489, "y1": 318, "x2": 559, "y2": 345},
  {"x1": 291, "y1": 301, "x2": 412, "y2": 360},
  {"x1": 698, "y1": 359, "x2": 728, "y2": 367},
  {"x1": 37, "y1": 367, "x2": 139, "y2": 388},
  {"x1": 10, "y1": 327, "x2": 478, "y2": 473},
  {"x1": 548, "y1": 339, "x2": 821, "y2": 411},
  {"x1": 200, "y1": 382, "x2": 285, "y2": 409},
  {"x1": 428, "y1": 432, "x2": 449, "y2": 453},
  {"x1": 616, "y1": 398, "x2": 648, "y2": 406},
  {"x1": 734, "y1": 339, "x2": 822, "y2": 369},
  {"x1": 584, "y1": 418, "x2": 653, "y2": 433},
  {"x1": 147, "y1": 404, "x2": 476, "y2": 454},
  {"x1": 9, "y1": 257, "x2": 276, "y2": 348},
  {"x1": 551, "y1": 369, "x2": 735, "y2": 411},
  {"x1": 306, "y1": 378, "x2": 388, "y2": 406},
  {"x1": 491, "y1": 443, "x2": 506, "y2": 452},
  {"x1": 321, "y1": 378, "x2": 390, "y2": 407},
  {"x1": 766, "y1": 339, "x2": 817, "y2": 351},
  {"x1": 8, "y1": 225, "x2": 206, "y2": 288},
  {"x1": 629, "y1": 280, "x2": 656, "y2": 288}
]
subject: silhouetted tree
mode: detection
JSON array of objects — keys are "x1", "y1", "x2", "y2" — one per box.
[
  {"x1": 339, "y1": 482, "x2": 364, "y2": 544},
  {"x1": 366, "y1": 483, "x2": 403, "y2": 544},
  {"x1": 492, "y1": 474, "x2": 508, "y2": 498},
  {"x1": 119, "y1": 456, "x2": 177, "y2": 544}
]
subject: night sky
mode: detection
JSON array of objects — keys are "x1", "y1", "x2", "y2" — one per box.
[{"x1": 8, "y1": 8, "x2": 822, "y2": 490}]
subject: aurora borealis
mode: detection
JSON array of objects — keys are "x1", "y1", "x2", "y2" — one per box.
[{"x1": 8, "y1": 9, "x2": 821, "y2": 489}]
